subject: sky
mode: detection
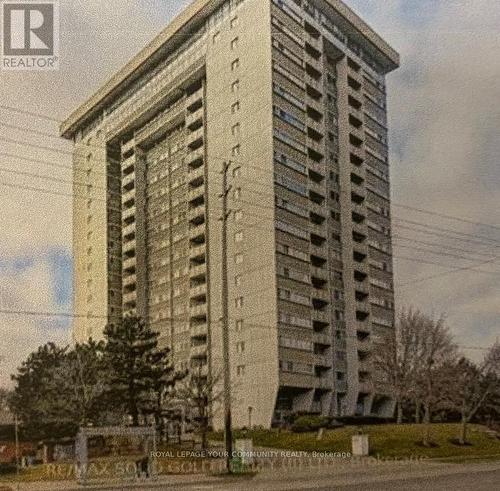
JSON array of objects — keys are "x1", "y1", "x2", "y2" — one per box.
[{"x1": 0, "y1": 0, "x2": 499, "y2": 385}]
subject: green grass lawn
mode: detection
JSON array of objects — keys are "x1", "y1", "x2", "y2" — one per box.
[{"x1": 214, "y1": 423, "x2": 500, "y2": 460}]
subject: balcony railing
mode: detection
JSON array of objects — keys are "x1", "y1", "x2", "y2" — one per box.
[
  {"x1": 190, "y1": 323, "x2": 208, "y2": 339},
  {"x1": 190, "y1": 343, "x2": 207, "y2": 359},
  {"x1": 189, "y1": 243, "x2": 206, "y2": 259},
  {"x1": 190, "y1": 283, "x2": 207, "y2": 298},
  {"x1": 186, "y1": 147, "x2": 204, "y2": 167},
  {"x1": 190, "y1": 263, "x2": 207, "y2": 278}
]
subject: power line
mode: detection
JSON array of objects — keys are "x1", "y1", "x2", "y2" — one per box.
[
  {"x1": 392, "y1": 203, "x2": 500, "y2": 232},
  {"x1": 397, "y1": 255, "x2": 500, "y2": 288},
  {"x1": 0, "y1": 104, "x2": 61, "y2": 123}
]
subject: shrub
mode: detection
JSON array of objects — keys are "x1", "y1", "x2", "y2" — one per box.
[
  {"x1": 291, "y1": 415, "x2": 330, "y2": 433},
  {"x1": 337, "y1": 416, "x2": 394, "y2": 426}
]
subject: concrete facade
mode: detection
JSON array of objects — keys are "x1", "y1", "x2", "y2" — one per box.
[{"x1": 62, "y1": 0, "x2": 399, "y2": 428}]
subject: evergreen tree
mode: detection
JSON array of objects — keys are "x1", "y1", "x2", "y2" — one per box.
[{"x1": 102, "y1": 316, "x2": 171, "y2": 426}]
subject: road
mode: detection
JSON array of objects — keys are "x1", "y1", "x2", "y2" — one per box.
[
  {"x1": 7, "y1": 461, "x2": 500, "y2": 490},
  {"x1": 102, "y1": 462, "x2": 500, "y2": 491}
]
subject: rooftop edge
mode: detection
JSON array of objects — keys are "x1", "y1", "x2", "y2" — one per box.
[{"x1": 60, "y1": 0, "x2": 399, "y2": 140}]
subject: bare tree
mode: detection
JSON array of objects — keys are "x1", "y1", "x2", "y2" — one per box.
[
  {"x1": 446, "y1": 343, "x2": 500, "y2": 444},
  {"x1": 417, "y1": 314, "x2": 457, "y2": 446},
  {"x1": 174, "y1": 366, "x2": 224, "y2": 450},
  {"x1": 373, "y1": 308, "x2": 426, "y2": 424}
]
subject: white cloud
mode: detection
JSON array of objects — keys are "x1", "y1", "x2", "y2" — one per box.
[{"x1": 0, "y1": 255, "x2": 71, "y2": 387}]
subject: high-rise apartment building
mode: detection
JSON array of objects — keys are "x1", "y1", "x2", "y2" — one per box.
[{"x1": 61, "y1": 0, "x2": 399, "y2": 429}]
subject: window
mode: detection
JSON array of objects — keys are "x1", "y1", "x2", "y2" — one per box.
[
  {"x1": 233, "y1": 187, "x2": 241, "y2": 200},
  {"x1": 235, "y1": 275, "x2": 242, "y2": 287},
  {"x1": 235, "y1": 253, "x2": 244, "y2": 264},
  {"x1": 232, "y1": 144, "x2": 241, "y2": 156},
  {"x1": 231, "y1": 58, "x2": 240, "y2": 71},
  {"x1": 231, "y1": 101, "x2": 240, "y2": 113},
  {"x1": 212, "y1": 31, "x2": 220, "y2": 44},
  {"x1": 231, "y1": 123, "x2": 240, "y2": 137},
  {"x1": 236, "y1": 341, "x2": 245, "y2": 354},
  {"x1": 231, "y1": 37, "x2": 239, "y2": 49},
  {"x1": 230, "y1": 16, "x2": 238, "y2": 29},
  {"x1": 231, "y1": 80, "x2": 240, "y2": 93},
  {"x1": 235, "y1": 319, "x2": 243, "y2": 331},
  {"x1": 232, "y1": 166, "x2": 241, "y2": 178},
  {"x1": 235, "y1": 296, "x2": 244, "y2": 308},
  {"x1": 234, "y1": 209, "x2": 243, "y2": 221},
  {"x1": 273, "y1": 105, "x2": 306, "y2": 132},
  {"x1": 237, "y1": 365, "x2": 245, "y2": 376},
  {"x1": 235, "y1": 231, "x2": 243, "y2": 242}
]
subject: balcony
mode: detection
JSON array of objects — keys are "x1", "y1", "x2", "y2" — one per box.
[
  {"x1": 189, "y1": 243, "x2": 206, "y2": 259},
  {"x1": 188, "y1": 186, "x2": 205, "y2": 203},
  {"x1": 310, "y1": 243, "x2": 326, "y2": 257},
  {"x1": 357, "y1": 337, "x2": 372, "y2": 353},
  {"x1": 123, "y1": 206, "x2": 135, "y2": 221},
  {"x1": 311, "y1": 288, "x2": 329, "y2": 303},
  {"x1": 190, "y1": 323, "x2": 208, "y2": 339},
  {"x1": 307, "y1": 119, "x2": 324, "y2": 137},
  {"x1": 309, "y1": 180, "x2": 325, "y2": 197},
  {"x1": 122, "y1": 189, "x2": 135, "y2": 207},
  {"x1": 305, "y1": 54, "x2": 322, "y2": 74},
  {"x1": 122, "y1": 139, "x2": 135, "y2": 154},
  {"x1": 186, "y1": 127, "x2": 204, "y2": 149},
  {"x1": 352, "y1": 221, "x2": 368, "y2": 237},
  {"x1": 122, "y1": 222, "x2": 135, "y2": 238},
  {"x1": 123, "y1": 274, "x2": 136, "y2": 288},
  {"x1": 315, "y1": 353, "x2": 332, "y2": 368},
  {"x1": 356, "y1": 300, "x2": 370, "y2": 315},
  {"x1": 122, "y1": 172, "x2": 135, "y2": 189},
  {"x1": 121, "y1": 155, "x2": 135, "y2": 172},
  {"x1": 186, "y1": 90, "x2": 203, "y2": 112},
  {"x1": 312, "y1": 310, "x2": 329, "y2": 323},
  {"x1": 311, "y1": 266, "x2": 328, "y2": 283},
  {"x1": 190, "y1": 343, "x2": 207, "y2": 359},
  {"x1": 122, "y1": 240, "x2": 135, "y2": 254},
  {"x1": 188, "y1": 165, "x2": 205, "y2": 184},
  {"x1": 189, "y1": 223, "x2": 205, "y2": 240},
  {"x1": 350, "y1": 126, "x2": 365, "y2": 144},
  {"x1": 355, "y1": 282, "x2": 369, "y2": 296},
  {"x1": 190, "y1": 283, "x2": 207, "y2": 299},
  {"x1": 186, "y1": 147, "x2": 204, "y2": 168},
  {"x1": 188, "y1": 205, "x2": 205, "y2": 224},
  {"x1": 306, "y1": 98, "x2": 323, "y2": 117},
  {"x1": 310, "y1": 222, "x2": 326, "y2": 238},
  {"x1": 307, "y1": 139, "x2": 324, "y2": 156},
  {"x1": 305, "y1": 74, "x2": 322, "y2": 95},
  {"x1": 186, "y1": 106, "x2": 204, "y2": 130},
  {"x1": 316, "y1": 376, "x2": 332, "y2": 389},
  {"x1": 356, "y1": 321, "x2": 371, "y2": 336},
  {"x1": 123, "y1": 291, "x2": 137, "y2": 305},
  {"x1": 313, "y1": 333, "x2": 332, "y2": 345},
  {"x1": 190, "y1": 263, "x2": 207, "y2": 279},
  {"x1": 351, "y1": 182, "x2": 366, "y2": 199},
  {"x1": 351, "y1": 202, "x2": 366, "y2": 217},
  {"x1": 354, "y1": 262, "x2": 369, "y2": 277},
  {"x1": 279, "y1": 371, "x2": 316, "y2": 389},
  {"x1": 190, "y1": 304, "x2": 207, "y2": 318},
  {"x1": 123, "y1": 257, "x2": 136, "y2": 271}
]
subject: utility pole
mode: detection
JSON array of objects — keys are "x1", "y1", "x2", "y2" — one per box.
[
  {"x1": 15, "y1": 414, "x2": 20, "y2": 489},
  {"x1": 220, "y1": 161, "x2": 233, "y2": 473}
]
